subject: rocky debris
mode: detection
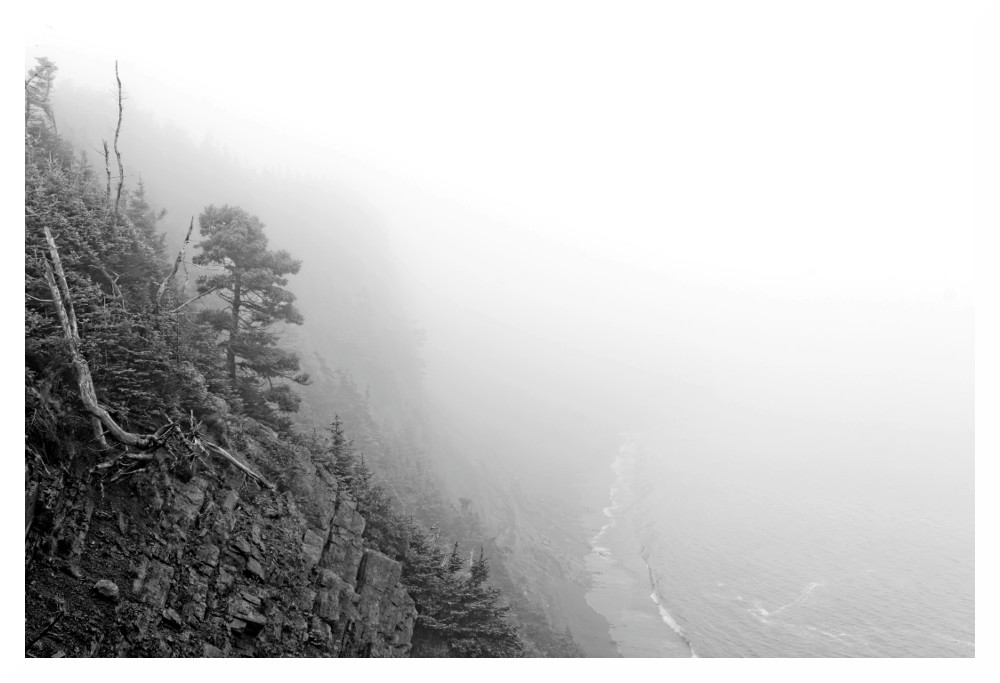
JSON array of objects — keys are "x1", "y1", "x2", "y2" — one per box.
[
  {"x1": 195, "y1": 543, "x2": 219, "y2": 570},
  {"x1": 245, "y1": 557, "x2": 266, "y2": 581},
  {"x1": 230, "y1": 603, "x2": 267, "y2": 635},
  {"x1": 25, "y1": 415, "x2": 417, "y2": 658},
  {"x1": 93, "y1": 579, "x2": 119, "y2": 600},
  {"x1": 162, "y1": 607, "x2": 183, "y2": 626},
  {"x1": 232, "y1": 537, "x2": 253, "y2": 556},
  {"x1": 172, "y1": 480, "x2": 206, "y2": 523},
  {"x1": 135, "y1": 558, "x2": 174, "y2": 610},
  {"x1": 181, "y1": 573, "x2": 210, "y2": 622},
  {"x1": 202, "y1": 643, "x2": 226, "y2": 657}
]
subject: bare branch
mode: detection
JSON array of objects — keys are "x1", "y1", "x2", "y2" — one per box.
[
  {"x1": 156, "y1": 217, "x2": 194, "y2": 308},
  {"x1": 25, "y1": 293, "x2": 55, "y2": 303},
  {"x1": 168, "y1": 285, "x2": 220, "y2": 314},
  {"x1": 102, "y1": 140, "x2": 111, "y2": 207},
  {"x1": 112, "y1": 62, "x2": 124, "y2": 220},
  {"x1": 201, "y1": 441, "x2": 274, "y2": 490}
]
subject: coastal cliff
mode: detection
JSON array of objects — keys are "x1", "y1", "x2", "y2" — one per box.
[
  {"x1": 25, "y1": 414, "x2": 416, "y2": 658},
  {"x1": 25, "y1": 57, "x2": 563, "y2": 658}
]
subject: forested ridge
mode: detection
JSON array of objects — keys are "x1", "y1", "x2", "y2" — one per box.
[{"x1": 24, "y1": 59, "x2": 580, "y2": 658}]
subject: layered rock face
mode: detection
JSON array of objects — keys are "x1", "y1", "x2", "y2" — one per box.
[{"x1": 25, "y1": 417, "x2": 416, "y2": 658}]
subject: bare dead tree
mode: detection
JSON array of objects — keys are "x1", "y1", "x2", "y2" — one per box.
[
  {"x1": 102, "y1": 140, "x2": 111, "y2": 207},
  {"x1": 112, "y1": 62, "x2": 125, "y2": 220}
]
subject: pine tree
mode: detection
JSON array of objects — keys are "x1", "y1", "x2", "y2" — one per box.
[
  {"x1": 406, "y1": 540, "x2": 525, "y2": 657},
  {"x1": 328, "y1": 414, "x2": 354, "y2": 485},
  {"x1": 449, "y1": 547, "x2": 525, "y2": 657},
  {"x1": 192, "y1": 205, "x2": 309, "y2": 427},
  {"x1": 469, "y1": 546, "x2": 490, "y2": 585},
  {"x1": 25, "y1": 57, "x2": 59, "y2": 144},
  {"x1": 446, "y1": 541, "x2": 464, "y2": 574},
  {"x1": 124, "y1": 178, "x2": 167, "y2": 257}
]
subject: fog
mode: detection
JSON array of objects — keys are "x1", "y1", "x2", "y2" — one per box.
[
  {"x1": 24, "y1": 1, "x2": 977, "y2": 658},
  {"x1": 27, "y1": 2, "x2": 976, "y2": 456}
]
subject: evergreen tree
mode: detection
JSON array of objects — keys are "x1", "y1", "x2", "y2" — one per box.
[
  {"x1": 25, "y1": 57, "x2": 59, "y2": 144},
  {"x1": 406, "y1": 538, "x2": 525, "y2": 657},
  {"x1": 402, "y1": 523, "x2": 452, "y2": 655},
  {"x1": 192, "y1": 205, "x2": 309, "y2": 427},
  {"x1": 328, "y1": 414, "x2": 354, "y2": 485},
  {"x1": 469, "y1": 546, "x2": 490, "y2": 585},
  {"x1": 446, "y1": 541, "x2": 464, "y2": 573},
  {"x1": 124, "y1": 178, "x2": 167, "y2": 255},
  {"x1": 449, "y1": 547, "x2": 525, "y2": 657}
]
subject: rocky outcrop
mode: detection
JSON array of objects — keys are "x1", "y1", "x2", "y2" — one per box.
[{"x1": 25, "y1": 416, "x2": 416, "y2": 658}]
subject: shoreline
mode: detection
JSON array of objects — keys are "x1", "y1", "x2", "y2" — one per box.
[
  {"x1": 581, "y1": 440, "x2": 693, "y2": 658},
  {"x1": 644, "y1": 562, "x2": 698, "y2": 658}
]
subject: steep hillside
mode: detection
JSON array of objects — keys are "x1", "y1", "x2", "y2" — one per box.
[
  {"x1": 25, "y1": 60, "x2": 530, "y2": 658},
  {"x1": 26, "y1": 415, "x2": 416, "y2": 657}
]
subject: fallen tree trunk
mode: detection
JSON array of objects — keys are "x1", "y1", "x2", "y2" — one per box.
[{"x1": 41, "y1": 225, "x2": 163, "y2": 450}]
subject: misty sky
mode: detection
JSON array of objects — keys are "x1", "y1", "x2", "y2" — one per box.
[
  {"x1": 22, "y1": 2, "x2": 980, "y2": 443},
  {"x1": 25, "y1": 2, "x2": 974, "y2": 295}
]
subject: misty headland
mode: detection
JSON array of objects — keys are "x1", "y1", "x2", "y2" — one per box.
[{"x1": 23, "y1": 2, "x2": 977, "y2": 661}]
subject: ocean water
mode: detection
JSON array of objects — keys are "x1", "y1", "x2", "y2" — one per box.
[
  {"x1": 584, "y1": 413, "x2": 974, "y2": 657},
  {"x1": 585, "y1": 447, "x2": 694, "y2": 657}
]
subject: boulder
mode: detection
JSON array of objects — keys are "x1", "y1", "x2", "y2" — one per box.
[
  {"x1": 93, "y1": 579, "x2": 119, "y2": 600},
  {"x1": 245, "y1": 557, "x2": 267, "y2": 580}
]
